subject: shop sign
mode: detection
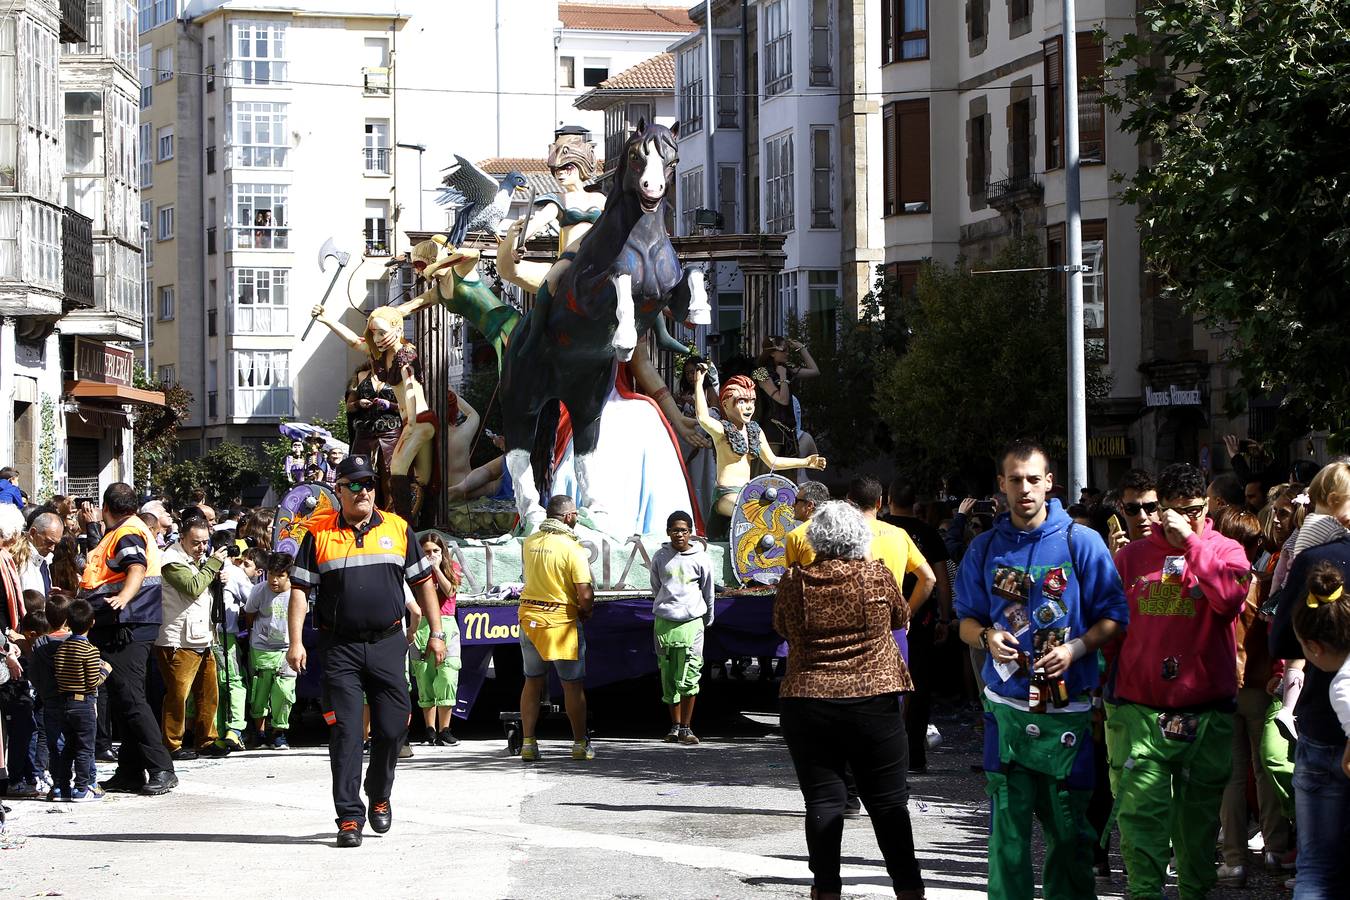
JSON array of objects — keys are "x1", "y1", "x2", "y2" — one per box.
[
  {"x1": 73, "y1": 338, "x2": 133, "y2": 386},
  {"x1": 1144, "y1": 384, "x2": 1203, "y2": 408},
  {"x1": 1088, "y1": 435, "x2": 1130, "y2": 458}
]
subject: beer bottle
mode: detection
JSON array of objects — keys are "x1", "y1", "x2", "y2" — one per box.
[
  {"x1": 1029, "y1": 667, "x2": 1047, "y2": 714},
  {"x1": 1048, "y1": 673, "x2": 1071, "y2": 708}
]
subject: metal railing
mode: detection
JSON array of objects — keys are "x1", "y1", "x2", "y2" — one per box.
[
  {"x1": 62, "y1": 207, "x2": 94, "y2": 309},
  {"x1": 364, "y1": 147, "x2": 391, "y2": 174},
  {"x1": 986, "y1": 175, "x2": 1043, "y2": 206}
]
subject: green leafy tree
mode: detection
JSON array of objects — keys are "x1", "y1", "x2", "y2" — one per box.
[
  {"x1": 131, "y1": 363, "x2": 192, "y2": 492},
  {"x1": 1106, "y1": 0, "x2": 1350, "y2": 447},
  {"x1": 160, "y1": 443, "x2": 266, "y2": 508},
  {"x1": 874, "y1": 239, "x2": 1104, "y2": 488},
  {"x1": 789, "y1": 271, "x2": 909, "y2": 467}
]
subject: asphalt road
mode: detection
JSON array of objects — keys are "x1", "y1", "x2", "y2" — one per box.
[{"x1": 1, "y1": 676, "x2": 1295, "y2": 899}]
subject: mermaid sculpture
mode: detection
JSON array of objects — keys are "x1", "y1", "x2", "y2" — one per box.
[
  {"x1": 396, "y1": 240, "x2": 519, "y2": 371},
  {"x1": 308, "y1": 304, "x2": 437, "y2": 521}
]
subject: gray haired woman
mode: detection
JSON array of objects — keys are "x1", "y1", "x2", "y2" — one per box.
[{"x1": 773, "y1": 500, "x2": 924, "y2": 900}]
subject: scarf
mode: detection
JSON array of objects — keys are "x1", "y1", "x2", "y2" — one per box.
[{"x1": 538, "y1": 517, "x2": 579, "y2": 540}]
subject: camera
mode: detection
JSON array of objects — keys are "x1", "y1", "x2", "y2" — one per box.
[{"x1": 973, "y1": 500, "x2": 996, "y2": 515}]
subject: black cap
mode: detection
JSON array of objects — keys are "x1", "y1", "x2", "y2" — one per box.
[{"x1": 334, "y1": 454, "x2": 376, "y2": 482}]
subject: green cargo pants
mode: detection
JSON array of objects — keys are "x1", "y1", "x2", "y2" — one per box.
[
  {"x1": 1106, "y1": 702, "x2": 1233, "y2": 900},
  {"x1": 212, "y1": 631, "x2": 249, "y2": 734}
]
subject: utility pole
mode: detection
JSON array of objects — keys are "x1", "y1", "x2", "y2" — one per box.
[{"x1": 1062, "y1": 0, "x2": 1088, "y2": 499}]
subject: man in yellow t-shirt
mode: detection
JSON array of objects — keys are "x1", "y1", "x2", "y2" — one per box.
[
  {"x1": 517, "y1": 494, "x2": 595, "y2": 761},
  {"x1": 784, "y1": 481, "x2": 832, "y2": 569}
]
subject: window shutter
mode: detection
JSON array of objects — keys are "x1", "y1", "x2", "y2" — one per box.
[
  {"x1": 896, "y1": 100, "x2": 930, "y2": 211},
  {"x1": 1044, "y1": 37, "x2": 1063, "y2": 170},
  {"x1": 883, "y1": 103, "x2": 897, "y2": 215},
  {"x1": 881, "y1": 0, "x2": 893, "y2": 65}
]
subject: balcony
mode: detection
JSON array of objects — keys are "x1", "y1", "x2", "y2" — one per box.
[
  {"x1": 60, "y1": 0, "x2": 87, "y2": 45},
  {"x1": 987, "y1": 175, "x2": 1044, "y2": 212},
  {"x1": 364, "y1": 147, "x2": 391, "y2": 174},
  {"x1": 233, "y1": 386, "x2": 291, "y2": 418},
  {"x1": 62, "y1": 207, "x2": 94, "y2": 311},
  {"x1": 229, "y1": 225, "x2": 289, "y2": 250},
  {"x1": 363, "y1": 67, "x2": 390, "y2": 96},
  {"x1": 230, "y1": 304, "x2": 288, "y2": 335}
]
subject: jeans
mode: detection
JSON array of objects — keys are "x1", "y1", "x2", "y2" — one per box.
[
  {"x1": 45, "y1": 695, "x2": 96, "y2": 792},
  {"x1": 1292, "y1": 735, "x2": 1350, "y2": 899},
  {"x1": 94, "y1": 635, "x2": 174, "y2": 781},
  {"x1": 2, "y1": 691, "x2": 36, "y2": 784},
  {"x1": 780, "y1": 694, "x2": 924, "y2": 895}
]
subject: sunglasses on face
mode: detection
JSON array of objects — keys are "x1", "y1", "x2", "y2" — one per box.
[
  {"x1": 1164, "y1": 503, "x2": 1207, "y2": 520},
  {"x1": 339, "y1": 480, "x2": 376, "y2": 494},
  {"x1": 1123, "y1": 501, "x2": 1160, "y2": 515}
]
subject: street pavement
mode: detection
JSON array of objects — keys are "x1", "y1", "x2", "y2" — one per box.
[{"x1": 2, "y1": 678, "x2": 1295, "y2": 899}]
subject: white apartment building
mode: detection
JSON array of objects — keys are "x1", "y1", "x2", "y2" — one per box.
[
  {"x1": 0, "y1": 0, "x2": 149, "y2": 501},
  {"x1": 879, "y1": 1, "x2": 1245, "y2": 483},
  {"x1": 670, "y1": 0, "x2": 885, "y2": 353}
]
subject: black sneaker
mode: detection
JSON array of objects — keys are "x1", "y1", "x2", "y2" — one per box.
[
  {"x1": 436, "y1": 729, "x2": 459, "y2": 746},
  {"x1": 336, "y1": 819, "x2": 363, "y2": 848},
  {"x1": 141, "y1": 771, "x2": 179, "y2": 796},
  {"x1": 199, "y1": 741, "x2": 231, "y2": 758},
  {"x1": 369, "y1": 798, "x2": 392, "y2": 834},
  {"x1": 244, "y1": 729, "x2": 264, "y2": 751},
  {"x1": 422, "y1": 725, "x2": 438, "y2": 744},
  {"x1": 170, "y1": 747, "x2": 199, "y2": 762},
  {"x1": 95, "y1": 748, "x2": 118, "y2": 763},
  {"x1": 99, "y1": 772, "x2": 145, "y2": 794}
]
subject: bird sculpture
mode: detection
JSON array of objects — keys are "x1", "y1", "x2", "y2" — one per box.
[{"x1": 437, "y1": 155, "x2": 527, "y2": 246}]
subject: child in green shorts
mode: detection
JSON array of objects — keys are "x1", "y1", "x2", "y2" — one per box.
[
  {"x1": 648, "y1": 511, "x2": 715, "y2": 745},
  {"x1": 410, "y1": 533, "x2": 464, "y2": 745},
  {"x1": 243, "y1": 551, "x2": 298, "y2": 751}
]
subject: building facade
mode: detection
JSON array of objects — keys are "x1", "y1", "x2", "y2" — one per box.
[{"x1": 0, "y1": 0, "x2": 151, "y2": 503}]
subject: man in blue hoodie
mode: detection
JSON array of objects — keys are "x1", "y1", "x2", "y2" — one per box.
[{"x1": 956, "y1": 439, "x2": 1128, "y2": 900}]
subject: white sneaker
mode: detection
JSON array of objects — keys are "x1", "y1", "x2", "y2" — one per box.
[
  {"x1": 1216, "y1": 863, "x2": 1246, "y2": 887},
  {"x1": 925, "y1": 723, "x2": 942, "y2": 750}
]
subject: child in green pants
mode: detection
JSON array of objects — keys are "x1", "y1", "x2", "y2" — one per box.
[
  {"x1": 648, "y1": 511, "x2": 715, "y2": 745},
  {"x1": 215, "y1": 546, "x2": 266, "y2": 750},
  {"x1": 410, "y1": 533, "x2": 463, "y2": 745},
  {"x1": 243, "y1": 552, "x2": 298, "y2": 751}
]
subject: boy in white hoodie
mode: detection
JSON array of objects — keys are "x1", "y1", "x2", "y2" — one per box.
[{"x1": 649, "y1": 511, "x2": 715, "y2": 745}]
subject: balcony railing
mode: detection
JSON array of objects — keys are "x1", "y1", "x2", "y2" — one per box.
[
  {"x1": 364, "y1": 147, "x2": 391, "y2": 174},
  {"x1": 60, "y1": 0, "x2": 87, "y2": 45},
  {"x1": 986, "y1": 175, "x2": 1043, "y2": 209},
  {"x1": 62, "y1": 207, "x2": 94, "y2": 310},
  {"x1": 230, "y1": 225, "x2": 289, "y2": 250}
]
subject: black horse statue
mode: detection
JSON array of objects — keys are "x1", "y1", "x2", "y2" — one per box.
[{"x1": 500, "y1": 120, "x2": 702, "y2": 531}]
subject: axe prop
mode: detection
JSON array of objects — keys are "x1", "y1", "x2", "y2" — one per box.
[{"x1": 303, "y1": 237, "x2": 352, "y2": 339}]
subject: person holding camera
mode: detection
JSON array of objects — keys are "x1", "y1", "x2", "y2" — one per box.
[{"x1": 155, "y1": 517, "x2": 231, "y2": 760}]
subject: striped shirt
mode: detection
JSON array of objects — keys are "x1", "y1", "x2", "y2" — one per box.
[{"x1": 53, "y1": 635, "x2": 106, "y2": 695}]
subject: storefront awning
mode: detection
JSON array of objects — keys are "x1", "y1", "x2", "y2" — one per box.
[
  {"x1": 65, "y1": 380, "x2": 166, "y2": 407},
  {"x1": 66, "y1": 403, "x2": 130, "y2": 430}
]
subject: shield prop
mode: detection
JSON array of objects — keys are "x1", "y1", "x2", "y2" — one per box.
[
  {"x1": 728, "y1": 474, "x2": 801, "y2": 587},
  {"x1": 272, "y1": 482, "x2": 338, "y2": 557}
]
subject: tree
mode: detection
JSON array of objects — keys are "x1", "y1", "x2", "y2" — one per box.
[
  {"x1": 131, "y1": 364, "x2": 192, "y2": 492},
  {"x1": 1107, "y1": 1, "x2": 1350, "y2": 447},
  {"x1": 789, "y1": 271, "x2": 909, "y2": 467},
  {"x1": 160, "y1": 443, "x2": 266, "y2": 508},
  {"x1": 874, "y1": 239, "x2": 1102, "y2": 489}
]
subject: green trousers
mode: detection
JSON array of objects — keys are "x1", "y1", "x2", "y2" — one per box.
[
  {"x1": 983, "y1": 700, "x2": 1097, "y2": 900},
  {"x1": 1106, "y1": 702, "x2": 1233, "y2": 900},
  {"x1": 249, "y1": 647, "x2": 297, "y2": 730},
  {"x1": 212, "y1": 632, "x2": 248, "y2": 734}
]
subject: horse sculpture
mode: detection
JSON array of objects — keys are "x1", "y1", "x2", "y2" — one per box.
[{"x1": 500, "y1": 120, "x2": 703, "y2": 531}]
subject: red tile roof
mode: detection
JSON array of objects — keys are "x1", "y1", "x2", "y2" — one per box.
[
  {"x1": 598, "y1": 52, "x2": 674, "y2": 91},
  {"x1": 558, "y1": 3, "x2": 696, "y2": 33}
]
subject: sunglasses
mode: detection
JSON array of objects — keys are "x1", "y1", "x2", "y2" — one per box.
[
  {"x1": 1164, "y1": 503, "x2": 1207, "y2": 520},
  {"x1": 1122, "y1": 501, "x2": 1160, "y2": 515},
  {"x1": 339, "y1": 480, "x2": 376, "y2": 494}
]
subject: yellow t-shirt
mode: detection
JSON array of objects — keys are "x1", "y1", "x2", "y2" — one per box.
[
  {"x1": 783, "y1": 517, "x2": 924, "y2": 593},
  {"x1": 519, "y1": 528, "x2": 593, "y2": 627}
]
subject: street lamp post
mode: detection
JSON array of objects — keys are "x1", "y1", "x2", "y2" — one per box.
[{"x1": 1062, "y1": 0, "x2": 1088, "y2": 498}]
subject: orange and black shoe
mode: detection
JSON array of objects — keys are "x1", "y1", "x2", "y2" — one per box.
[
  {"x1": 369, "y1": 798, "x2": 392, "y2": 834},
  {"x1": 336, "y1": 819, "x2": 363, "y2": 848}
]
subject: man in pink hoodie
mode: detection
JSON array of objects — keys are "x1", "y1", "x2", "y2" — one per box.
[{"x1": 1109, "y1": 463, "x2": 1251, "y2": 899}]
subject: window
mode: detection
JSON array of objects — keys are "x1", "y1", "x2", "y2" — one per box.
[
  {"x1": 884, "y1": 260, "x2": 921, "y2": 300},
  {"x1": 364, "y1": 120, "x2": 390, "y2": 174},
  {"x1": 718, "y1": 164, "x2": 738, "y2": 231},
  {"x1": 137, "y1": 122, "x2": 151, "y2": 186},
  {"x1": 364, "y1": 200, "x2": 389, "y2": 255},
  {"x1": 810, "y1": 127, "x2": 833, "y2": 228},
  {"x1": 207, "y1": 278, "x2": 218, "y2": 335},
  {"x1": 582, "y1": 59, "x2": 609, "y2": 87},
  {"x1": 233, "y1": 350, "x2": 291, "y2": 418},
  {"x1": 1045, "y1": 34, "x2": 1107, "y2": 169},
  {"x1": 230, "y1": 21, "x2": 286, "y2": 86},
  {"x1": 138, "y1": 44, "x2": 151, "y2": 107},
  {"x1": 1010, "y1": 97, "x2": 1031, "y2": 180},
  {"x1": 25, "y1": 19, "x2": 60, "y2": 137},
  {"x1": 157, "y1": 204, "x2": 173, "y2": 240},
  {"x1": 229, "y1": 102, "x2": 288, "y2": 168},
  {"x1": 0, "y1": 203, "x2": 15, "y2": 276},
  {"x1": 365, "y1": 278, "x2": 389, "y2": 312},
  {"x1": 155, "y1": 45, "x2": 172, "y2": 82},
  {"x1": 678, "y1": 45, "x2": 704, "y2": 135},
  {"x1": 882, "y1": 0, "x2": 928, "y2": 63},
  {"x1": 807, "y1": 270, "x2": 840, "y2": 343},
  {"x1": 776, "y1": 270, "x2": 798, "y2": 326},
  {"x1": 362, "y1": 37, "x2": 389, "y2": 95},
  {"x1": 230, "y1": 184, "x2": 288, "y2": 248},
  {"x1": 968, "y1": 109, "x2": 989, "y2": 202},
  {"x1": 206, "y1": 197, "x2": 216, "y2": 255},
  {"x1": 558, "y1": 55, "x2": 575, "y2": 89},
  {"x1": 717, "y1": 38, "x2": 738, "y2": 128},
  {"x1": 763, "y1": 0, "x2": 792, "y2": 96},
  {"x1": 64, "y1": 91, "x2": 104, "y2": 222},
  {"x1": 206, "y1": 360, "x2": 218, "y2": 418},
  {"x1": 969, "y1": 0, "x2": 987, "y2": 41},
  {"x1": 1046, "y1": 220, "x2": 1108, "y2": 357},
  {"x1": 882, "y1": 100, "x2": 930, "y2": 215},
  {"x1": 17, "y1": 203, "x2": 60, "y2": 287},
  {"x1": 764, "y1": 130, "x2": 794, "y2": 233},
  {"x1": 156, "y1": 125, "x2": 173, "y2": 161},
  {"x1": 680, "y1": 168, "x2": 703, "y2": 235},
  {"x1": 138, "y1": 0, "x2": 174, "y2": 34},
  {"x1": 158, "y1": 364, "x2": 175, "y2": 385},
  {"x1": 1010, "y1": 0, "x2": 1031, "y2": 22},
  {"x1": 230, "y1": 267, "x2": 289, "y2": 333},
  {"x1": 810, "y1": 0, "x2": 832, "y2": 86},
  {"x1": 206, "y1": 36, "x2": 216, "y2": 91},
  {"x1": 158, "y1": 285, "x2": 174, "y2": 320},
  {"x1": 206, "y1": 115, "x2": 215, "y2": 174}
]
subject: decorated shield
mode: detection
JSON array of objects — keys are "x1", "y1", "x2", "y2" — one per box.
[
  {"x1": 728, "y1": 474, "x2": 800, "y2": 587},
  {"x1": 272, "y1": 482, "x2": 339, "y2": 557}
]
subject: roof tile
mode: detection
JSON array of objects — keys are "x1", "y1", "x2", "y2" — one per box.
[{"x1": 558, "y1": 3, "x2": 696, "y2": 33}]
